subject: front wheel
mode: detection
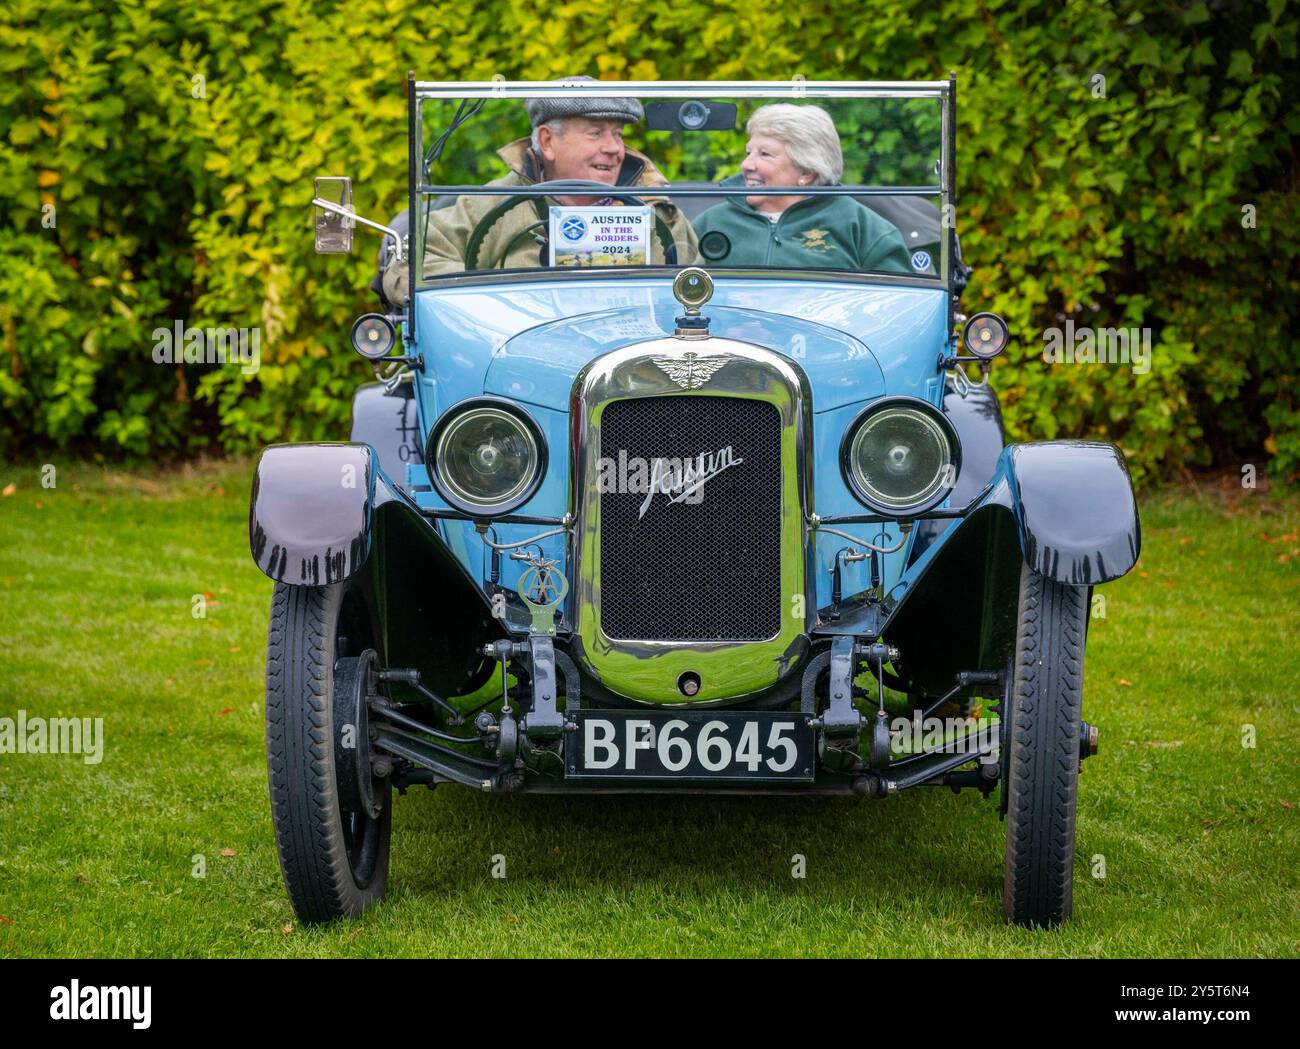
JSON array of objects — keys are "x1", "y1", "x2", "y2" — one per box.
[
  {"x1": 1001, "y1": 564, "x2": 1087, "y2": 928},
  {"x1": 266, "y1": 581, "x2": 392, "y2": 924}
]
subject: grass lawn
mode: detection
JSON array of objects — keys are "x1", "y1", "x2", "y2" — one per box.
[{"x1": 0, "y1": 458, "x2": 1296, "y2": 958}]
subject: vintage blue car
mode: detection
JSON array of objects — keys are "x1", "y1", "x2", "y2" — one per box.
[{"x1": 249, "y1": 78, "x2": 1140, "y2": 928}]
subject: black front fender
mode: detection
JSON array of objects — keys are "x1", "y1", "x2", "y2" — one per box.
[
  {"x1": 1000, "y1": 440, "x2": 1141, "y2": 585},
  {"x1": 881, "y1": 439, "x2": 1139, "y2": 694},
  {"x1": 249, "y1": 442, "x2": 504, "y2": 696},
  {"x1": 249, "y1": 443, "x2": 376, "y2": 585}
]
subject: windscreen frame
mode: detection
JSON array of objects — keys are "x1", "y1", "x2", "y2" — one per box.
[{"x1": 409, "y1": 80, "x2": 954, "y2": 294}]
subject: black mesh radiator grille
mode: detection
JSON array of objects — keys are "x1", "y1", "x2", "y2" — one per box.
[{"x1": 597, "y1": 395, "x2": 783, "y2": 642}]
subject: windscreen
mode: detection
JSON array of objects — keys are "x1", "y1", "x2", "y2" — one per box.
[{"x1": 415, "y1": 88, "x2": 946, "y2": 284}]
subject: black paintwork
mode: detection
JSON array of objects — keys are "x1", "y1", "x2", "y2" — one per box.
[
  {"x1": 909, "y1": 387, "x2": 1140, "y2": 584},
  {"x1": 249, "y1": 443, "x2": 374, "y2": 586},
  {"x1": 350, "y1": 382, "x2": 423, "y2": 487},
  {"x1": 883, "y1": 439, "x2": 1140, "y2": 695},
  {"x1": 249, "y1": 441, "x2": 505, "y2": 697},
  {"x1": 911, "y1": 375, "x2": 1004, "y2": 560},
  {"x1": 1004, "y1": 441, "x2": 1141, "y2": 585},
  {"x1": 885, "y1": 503, "x2": 1022, "y2": 696}
]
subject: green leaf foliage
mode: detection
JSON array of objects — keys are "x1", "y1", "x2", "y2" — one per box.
[{"x1": 1, "y1": 0, "x2": 1296, "y2": 484}]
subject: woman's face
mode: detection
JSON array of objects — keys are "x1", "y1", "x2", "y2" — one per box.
[{"x1": 742, "y1": 133, "x2": 810, "y2": 212}]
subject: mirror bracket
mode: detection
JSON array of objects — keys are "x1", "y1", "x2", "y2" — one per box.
[{"x1": 312, "y1": 177, "x2": 404, "y2": 262}]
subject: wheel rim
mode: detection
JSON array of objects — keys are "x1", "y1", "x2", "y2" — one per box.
[
  {"x1": 332, "y1": 625, "x2": 389, "y2": 890},
  {"x1": 342, "y1": 804, "x2": 384, "y2": 887}
]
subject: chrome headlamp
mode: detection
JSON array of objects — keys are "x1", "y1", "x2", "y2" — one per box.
[
  {"x1": 427, "y1": 399, "x2": 546, "y2": 517},
  {"x1": 841, "y1": 397, "x2": 961, "y2": 516}
]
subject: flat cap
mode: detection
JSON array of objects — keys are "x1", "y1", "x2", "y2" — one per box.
[{"x1": 526, "y1": 76, "x2": 644, "y2": 127}]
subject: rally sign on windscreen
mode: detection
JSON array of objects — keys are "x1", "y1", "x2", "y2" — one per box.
[{"x1": 549, "y1": 206, "x2": 653, "y2": 267}]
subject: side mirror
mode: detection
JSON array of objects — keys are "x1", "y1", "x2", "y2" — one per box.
[
  {"x1": 314, "y1": 176, "x2": 354, "y2": 254},
  {"x1": 310, "y1": 178, "x2": 404, "y2": 264}
]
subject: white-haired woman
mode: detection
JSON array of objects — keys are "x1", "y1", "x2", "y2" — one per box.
[{"x1": 693, "y1": 103, "x2": 912, "y2": 273}]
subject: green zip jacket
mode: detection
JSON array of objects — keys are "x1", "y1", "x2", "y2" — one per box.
[{"x1": 692, "y1": 191, "x2": 915, "y2": 275}]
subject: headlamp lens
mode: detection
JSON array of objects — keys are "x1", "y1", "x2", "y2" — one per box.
[
  {"x1": 435, "y1": 407, "x2": 540, "y2": 513},
  {"x1": 847, "y1": 405, "x2": 956, "y2": 512}
]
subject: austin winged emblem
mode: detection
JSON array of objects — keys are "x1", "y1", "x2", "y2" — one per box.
[{"x1": 651, "y1": 352, "x2": 730, "y2": 390}]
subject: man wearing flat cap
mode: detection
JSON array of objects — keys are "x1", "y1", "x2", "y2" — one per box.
[{"x1": 382, "y1": 77, "x2": 697, "y2": 301}]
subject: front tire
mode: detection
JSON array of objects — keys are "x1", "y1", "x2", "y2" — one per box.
[
  {"x1": 1001, "y1": 564, "x2": 1087, "y2": 928},
  {"x1": 266, "y1": 581, "x2": 392, "y2": 924}
]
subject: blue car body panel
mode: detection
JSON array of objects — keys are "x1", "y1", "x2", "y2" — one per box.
[
  {"x1": 253, "y1": 270, "x2": 1139, "y2": 689},
  {"x1": 408, "y1": 276, "x2": 950, "y2": 607}
]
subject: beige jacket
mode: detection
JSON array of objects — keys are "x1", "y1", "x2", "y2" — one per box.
[{"x1": 383, "y1": 139, "x2": 698, "y2": 303}]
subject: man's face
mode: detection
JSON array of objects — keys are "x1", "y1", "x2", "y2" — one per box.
[{"x1": 536, "y1": 118, "x2": 626, "y2": 186}]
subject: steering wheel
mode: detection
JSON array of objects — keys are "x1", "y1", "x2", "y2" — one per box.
[{"x1": 464, "y1": 180, "x2": 679, "y2": 271}]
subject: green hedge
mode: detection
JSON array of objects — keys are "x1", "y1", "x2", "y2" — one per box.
[{"x1": 2, "y1": 0, "x2": 1297, "y2": 484}]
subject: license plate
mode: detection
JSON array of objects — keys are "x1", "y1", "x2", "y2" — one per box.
[{"x1": 567, "y1": 710, "x2": 816, "y2": 782}]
